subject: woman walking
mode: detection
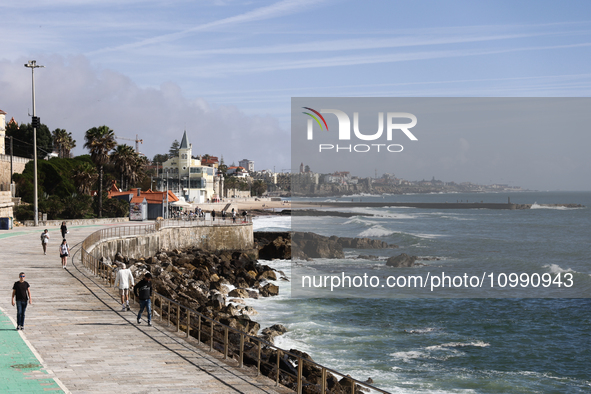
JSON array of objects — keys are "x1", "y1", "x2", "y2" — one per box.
[
  {"x1": 60, "y1": 221, "x2": 68, "y2": 239},
  {"x1": 59, "y1": 239, "x2": 70, "y2": 269}
]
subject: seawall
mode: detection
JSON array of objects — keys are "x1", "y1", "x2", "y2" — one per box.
[
  {"x1": 300, "y1": 202, "x2": 525, "y2": 210},
  {"x1": 86, "y1": 223, "x2": 253, "y2": 260}
]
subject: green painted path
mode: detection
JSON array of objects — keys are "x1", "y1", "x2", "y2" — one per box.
[{"x1": 0, "y1": 308, "x2": 63, "y2": 393}]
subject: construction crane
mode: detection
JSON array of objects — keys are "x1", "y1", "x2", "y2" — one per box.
[{"x1": 115, "y1": 134, "x2": 143, "y2": 153}]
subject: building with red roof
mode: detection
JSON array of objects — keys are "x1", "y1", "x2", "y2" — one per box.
[{"x1": 108, "y1": 181, "x2": 179, "y2": 220}]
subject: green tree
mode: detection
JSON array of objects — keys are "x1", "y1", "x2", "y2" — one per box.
[
  {"x1": 53, "y1": 128, "x2": 76, "y2": 158},
  {"x1": 152, "y1": 153, "x2": 168, "y2": 165},
  {"x1": 111, "y1": 144, "x2": 135, "y2": 190},
  {"x1": 168, "y1": 140, "x2": 180, "y2": 158},
  {"x1": 5, "y1": 122, "x2": 53, "y2": 159},
  {"x1": 251, "y1": 179, "x2": 267, "y2": 196},
  {"x1": 84, "y1": 126, "x2": 117, "y2": 217},
  {"x1": 72, "y1": 162, "x2": 98, "y2": 195}
]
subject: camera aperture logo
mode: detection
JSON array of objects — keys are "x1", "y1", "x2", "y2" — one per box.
[{"x1": 302, "y1": 107, "x2": 418, "y2": 153}]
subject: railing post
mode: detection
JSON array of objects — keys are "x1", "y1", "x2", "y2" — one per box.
[
  {"x1": 167, "y1": 300, "x2": 170, "y2": 326},
  {"x1": 321, "y1": 367, "x2": 326, "y2": 394},
  {"x1": 276, "y1": 350, "x2": 281, "y2": 386},
  {"x1": 350, "y1": 377, "x2": 355, "y2": 394},
  {"x1": 257, "y1": 340, "x2": 261, "y2": 376},
  {"x1": 209, "y1": 322, "x2": 214, "y2": 351},
  {"x1": 239, "y1": 333, "x2": 244, "y2": 368},
  {"x1": 297, "y1": 357, "x2": 303, "y2": 394},
  {"x1": 197, "y1": 315, "x2": 201, "y2": 343},
  {"x1": 224, "y1": 327, "x2": 228, "y2": 359},
  {"x1": 176, "y1": 305, "x2": 180, "y2": 332},
  {"x1": 160, "y1": 295, "x2": 163, "y2": 322},
  {"x1": 186, "y1": 310, "x2": 191, "y2": 338}
]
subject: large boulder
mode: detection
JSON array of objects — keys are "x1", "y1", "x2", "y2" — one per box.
[
  {"x1": 260, "y1": 324, "x2": 288, "y2": 344},
  {"x1": 260, "y1": 283, "x2": 279, "y2": 297},
  {"x1": 228, "y1": 288, "x2": 250, "y2": 298},
  {"x1": 386, "y1": 253, "x2": 417, "y2": 267}
]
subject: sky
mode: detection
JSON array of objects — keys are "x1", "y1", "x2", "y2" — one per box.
[{"x1": 2, "y1": 0, "x2": 591, "y2": 190}]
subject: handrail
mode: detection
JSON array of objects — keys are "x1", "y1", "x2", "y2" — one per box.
[{"x1": 80, "y1": 220, "x2": 389, "y2": 394}]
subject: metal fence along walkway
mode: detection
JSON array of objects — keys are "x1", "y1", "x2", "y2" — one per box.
[{"x1": 80, "y1": 220, "x2": 390, "y2": 394}]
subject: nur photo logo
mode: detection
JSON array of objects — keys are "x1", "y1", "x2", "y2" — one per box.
[{"x1": 302, "y1": 107, "x2": 418, "y2": 153}]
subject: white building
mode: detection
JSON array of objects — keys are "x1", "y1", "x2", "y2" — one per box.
[
  {"x1": 159, "y1": 131, "x2": 217, "y2": 203},
  {"x1": 238, "y1": 159, "x2": 254, "y2": 173}
]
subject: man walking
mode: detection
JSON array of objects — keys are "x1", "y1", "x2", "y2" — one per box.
[
  {"x1": 11, "y1": 272, "x2": 32, "y2": 330},
  {"x1": 114, "y1": 263, "x2": 134, "y2": 311},
  {"x1": 134, "y1": 272, "x2": 152, "y2": 326}
]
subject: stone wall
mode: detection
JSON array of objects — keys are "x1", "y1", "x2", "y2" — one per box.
[
  {"x1": 0, "y1": 155, "x2": 31, "y2": 189},
  {"x1": 0, "y1": 191, "x2": 14, "y2": 218},
  {"x1": 87, "y1": 223, "x2": 253, "y2": 260}
]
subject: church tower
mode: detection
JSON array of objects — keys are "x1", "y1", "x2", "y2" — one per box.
[{"x1": 178, "y1": 130, "x2": 192, "y2": 169}]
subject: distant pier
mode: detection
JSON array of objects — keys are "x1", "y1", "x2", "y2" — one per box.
[{"x1": 294, "y1": 202, "x2": 583, "y2": 210}]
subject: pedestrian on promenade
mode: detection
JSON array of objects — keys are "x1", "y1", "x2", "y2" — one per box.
[
  {"x1": 221, "y1": 209, "x2": 226, "y2": 222},
  {"x1": 40, "y1": 229, "x2": 49, "y2": 255},
  {"x1": 59, "y1": 239, "x2": 70, "y2": 269},
  {"x1": 211, "y1": 209, "x2": 216, "y2": 223},
  {"x1": 134, "y1": 272, "x2": 152, "y2": 326},
  {"x1": 11, "y1": 272, "x2": 32, "y2": 330},
  {"x1": 242, "y1": 210, "x2": 248, "y2": 223},
  {"x1": 114, "y1": 263, "x2": 134, "y2": 311},
  {"x1": 60, "y1": 221, "x2": 68, "y2": 239},
  {"x1": 232, "y1": 208, "x2": 236, "y2": 223}
]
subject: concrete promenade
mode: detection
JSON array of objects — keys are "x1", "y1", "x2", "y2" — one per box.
[{"x1": 0, "y1": 224, "x2": 288, "y2": 393}]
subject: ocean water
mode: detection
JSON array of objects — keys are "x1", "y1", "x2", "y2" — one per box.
[{"x1": 250, "y1": 191, "x2": 591, "y2": 393}]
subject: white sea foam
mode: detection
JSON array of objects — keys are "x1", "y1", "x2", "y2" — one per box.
[
  {"x1": 530, "y1": 203, "x2": 578, "y2": 210},
  {"x1": 426, "y1": 341, "x2": 490, "y2": 350},
  {"x1": 389, "y1": 350, "x2": 428, "y2": 362},
  {"x1": 358, "y1": 225, "x2": 396, "y2": 237},
  {"x1": 543, "y1": 264, "x2": 576, "y2": 274},
  {"x1": 405, "y1": 327, "x2": 439, "y2": 334},
  {"x1": 252, "y1": 215, "x2": 291, "y2": 231}
]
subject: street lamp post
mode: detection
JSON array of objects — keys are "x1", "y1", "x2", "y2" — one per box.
[{"x1": 24, "y1": 60, "x2": 44, "y2": 226}]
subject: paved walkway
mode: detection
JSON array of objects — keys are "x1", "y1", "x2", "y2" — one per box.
[{"x1": 0, "y1": 224, "x2": 289, "y2": 393}]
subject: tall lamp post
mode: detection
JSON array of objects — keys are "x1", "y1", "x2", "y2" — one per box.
[{"x1": 24, "y1": 60, "x2": 44, "y2": 226}]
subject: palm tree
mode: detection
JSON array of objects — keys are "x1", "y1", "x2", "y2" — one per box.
[
  {"x1": 84, "y1": 126, "x2": 117, "y2": 217},
  {"x1": 52, "y1": 129, "x2": 76, "y2": 158},
  {"x1": 72, "y1": 163, "x2": 98, "y2": 195},
  {"x1": 111, "y1": 144, "x2": 135, "y2": 189},
  {"x1": 62, "y1": 132, "x2": 76, "y2": 158}
]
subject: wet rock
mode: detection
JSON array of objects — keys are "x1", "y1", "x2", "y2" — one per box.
[
  {"x1": 260, "y1": 283, "x2": 279, "y2": 297},
  {"x1": 228, "y1": 288, "x2": 250, "y2": 298},
  {"x1": 386, "y1": 253, "x2": 417, "y2": 267}
]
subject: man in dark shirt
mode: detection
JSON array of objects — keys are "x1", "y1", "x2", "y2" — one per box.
[
  {"x1": 134, "y1": 272, "x2": 152, "y2": 326},
  {"x1": 11, "y1": 272, "x2": 32, "y2": 330}
]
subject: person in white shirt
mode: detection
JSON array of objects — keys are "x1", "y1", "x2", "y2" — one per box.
[
  {"x1": 114, "y1": 263, "x2": 135, "y2": 311},
  {"x1": 59, "y1": 239, "x2": 69, "y2": 268}
]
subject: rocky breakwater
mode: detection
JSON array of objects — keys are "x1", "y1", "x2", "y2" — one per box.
[
  {"x1": 255, "y1": 231, "x2": 398, "y2": 260},
  {"x1": 255, "y1": 231, "x2": 431, "y2": 269},
  {"x1": 102, "y1": 248, "x2": 365, "y2": 393}
]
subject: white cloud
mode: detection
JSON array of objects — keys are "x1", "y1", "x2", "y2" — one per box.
[{"x1": 0, "y1": 56, "x2": 289, "y2": 171}]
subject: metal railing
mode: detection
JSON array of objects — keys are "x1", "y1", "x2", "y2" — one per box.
[
  {"x1": 79, "y1": 221, "x2": 389, "y2": 394},
  {"x1": 159, "y1": 216, "x2": 252, "y2": 227}
]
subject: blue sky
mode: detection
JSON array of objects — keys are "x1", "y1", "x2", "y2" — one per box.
[{"x1": 2, "y1": 0, "x2": 591, "y2": 189}]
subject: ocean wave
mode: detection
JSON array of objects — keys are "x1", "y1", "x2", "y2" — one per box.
[
  {"x1": 530, "y1": 203, "x2": 579, "y2": 210},
  {"x1": 343, "y1": 217, "x2": 375, "y2": 226},
  {"x1": 389, "y1": 350, "x2": 428, "y2": 362},
  {"x1": 542, "y1": 264, "x2": 576, "y2": 274},
  {"x1": 253, "y1": 216, "x2": 291, "y2": 231},
  {"x1": 426, "y1": 341, "x2": 490, "y2": 350},
  {"x1": 358, "y1": 225, "x2": 396, "y2": 237},
  {"x1": 404, "y1": 327, "x2": 440, "y2": 334}
]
